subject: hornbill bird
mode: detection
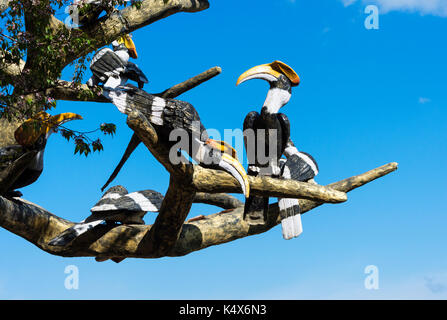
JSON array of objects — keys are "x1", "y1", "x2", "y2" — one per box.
[
  {"x1": 278, "y1": 139, "x2": 319, "y2": 240},
  {"x1": 86, "y1": 34, "x2": 148, "y2": 91},
  {"x1": 104, "y1": 84, "x2": 250, "y2": 199},
  {"x1": 0, "y1": 112, "x2": 83, "y2": 197},
  {"x1": 48, "y1": 185, "x2": 164, "y2": 247},
  {"x1": 237, "y1": 61, "x2": 300, "y2": 225}
]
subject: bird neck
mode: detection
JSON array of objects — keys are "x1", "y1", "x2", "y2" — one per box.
[
  {"x1": 114, "y1": 49, "x2": 130, "y2": 64},
  {"x1": 262, "y1": 87, "x2": 290, "y2": 115}
]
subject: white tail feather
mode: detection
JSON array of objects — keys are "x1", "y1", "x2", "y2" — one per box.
[{"x1": 279, "y1": 198, "x2": 303, "y2": 240}]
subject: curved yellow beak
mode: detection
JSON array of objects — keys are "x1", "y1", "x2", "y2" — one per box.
[
  {"x1": 206, "y1": 139, "x2": 250, "y2": 198},
  {"x1": 237, "y1": 61, "x2": 300, "y2": 87},
  {"x1": 48, "y1": 112, "x2": 83, "y2": 131},
  {"x1": 118, "y1": 34, "x2": 138, "y2": 59},
  {"x1": 237, "y1": 64, "x2": 281, "y2": 86},
  {"x1": 15, "y1": 112, "x2": 83, "y2": 146}
]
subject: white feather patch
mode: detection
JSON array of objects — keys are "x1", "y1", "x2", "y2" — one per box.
[
  {"x1": 125, "y1": 192, "x2": 159, "y2": 212},
  {"x1": 91, "y1": 203, "x2": 118, "y2": 212},
  {"x1": 150, "y1": 115, "x2": 163, "y2": 126},
  {"x1": 106, "y1": 90, "x2": 129, "y2": 114},
  {"x1": 101, "y1": 193, "x2": 122, "y2": 200},
  {"x1": 152, "y1": 97, "x2": 166, "y2": 108},
  {"x1": 278, "y1": 198, "x2": 302, "y2": 240},
  {"x1": 284, "y1": 145, "x2": 299, "y2": 158},
  {"x1": 281, "y1": 215, "x2": 303, "y2": 240}
]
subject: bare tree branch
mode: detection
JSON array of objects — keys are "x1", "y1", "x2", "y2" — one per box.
[
  {"x1": 194, "y1": 193, "x2": 243, "y2": 210},
  {"x1": 46, "y1": 67, "x2": 222, "y2": 104},
  {"x1": 0, "y1": 0, "x2": 9, "y2": 13},
  {"x1": 0, "y1": 162, "x2": 398, "y2": 259},
  {"x1": 0, "y1": 52, "x2": 25, "y2": 78}
]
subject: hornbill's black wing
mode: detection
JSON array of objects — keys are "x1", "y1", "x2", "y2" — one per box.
[
  {"x1": 124, "y1": 61, "x2": 149, "y2": 88},
  {"x1": 243, "y1": 111, "x2": 259, "y2": 171},
  {"x1": 281, "y1": 151, "x2": 319, "y2": 183},
  {"x1": 277, "y1": 113, "x2": 291, "y2": 157},
  {"x1": 242, "y1": 111, "x2": 269, "y2": 224},
  {"x1": 90, "y1": 48, "x2": 125, "y2": 82},
  {"x1": 101, "y1": 85, "x2": 208, "y2": 190},
  {"x1": 0, "y1": 146, "x2": 37, "y2": 196}
]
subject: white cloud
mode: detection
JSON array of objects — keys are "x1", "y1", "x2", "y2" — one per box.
[
  {"x1": 342, "y1": 0, "x2": 357, "y2": 6},
  {"x1": 419, "y1": 97, "x2": 431, "y2": 104},
  {"x1": 341, "y1": 0, "x2": 447, "y2": 17}
]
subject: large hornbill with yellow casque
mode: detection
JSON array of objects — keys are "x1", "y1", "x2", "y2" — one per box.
[
  {"x1": 86, "y1": 34, "x2": 148, "y2": 91},
  {"x1": 0, "y1": 112, "x2": 82, "y2": 197},
  {"x1": 237, "y1": 61, "x2": 300, "y2": 226},
  {"x1": 104, "y1": 84, "x2": 250, "y2": 199}
]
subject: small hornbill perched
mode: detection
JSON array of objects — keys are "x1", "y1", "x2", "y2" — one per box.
[
  {"x1": 104, "y1": 84, "x2": 250, "y2": 198},
  {"x1": 48, "y1": 185, "x2": 164, "y2": 247},
  {"x1": 0, "y1": 112, "x2": 82, "y2": 197},
  {"x1": 237, "y1": 61, "x2": 300, "y2": 225},
  {"x1": 86, "y1": 34, "x2": 148, "y2": 91},
  {"x1": 278, "y1": 139, "x2": 319, "y2": 239}
]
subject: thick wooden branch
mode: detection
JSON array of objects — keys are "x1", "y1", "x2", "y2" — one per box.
[
  {"x1": 135, "y1": 176, "x2": 196, "y2": 258},
  {"x1": 47, "y1": 67, "x2": 222, "y2": 104},
  {"x1": 194, "y1": 193, "x2": 243, "y2": 210},
  {"x1": 65, "y1": 0, "x2": 210, "y2": 65},
  {"x1": 0, "y1": 0, "x2": 9, "y2": 13},
  {"x1": 157, "y1": 67, "x2": 222, "y2": 98},
  {"x1": 0, "y1": 52, "x2": 25, "y2": 78},
  {"x1": 0, "y1": 162, "x2": 398, "y2": 259},
  {"x1": 192, "y1": 166, "x2": 347, "y2": 203},
  {"x1": 45, "y1": 80, "x2": 109, "y2": 102}
]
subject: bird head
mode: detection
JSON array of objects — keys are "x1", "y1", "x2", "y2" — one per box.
[
  {"x1": 204, "y1": 139, "x2": 250, "y2": 199},
  {"x1": 237, "y1": 60, "x2": 300, "y2": 87},
  {"x1": 116, "y1": 34, "x2": 138, "y2": 59},
  {"x1": 14, "y1": 112, "x2": 83, "y2": 147},
  {"x1": 237, "y1": 61, "x2": 300, "y2": 113}
]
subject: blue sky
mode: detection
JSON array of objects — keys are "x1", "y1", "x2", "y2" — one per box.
[{"x1": 1, "y1": 0, "x2": 447, "y2": 299}]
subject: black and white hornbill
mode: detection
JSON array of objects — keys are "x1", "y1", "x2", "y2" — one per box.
[
  {"x1": 104, "y1": 84, "x2": 250, "y2": 198},
  {"x1": 0, "y1": 112, "x2": 83, "y2": 197},
  {"x1": 237, "y1": 61, "x2": 300, "y2": 225},
  {"x1": 278, "y1": 139, "x2": 319, "y2": 240},
  {"x1": 86, "y1": 34, "x2": 148, "y2": 91},
  {"x1": 48, "y1": 185, "x2": 164, "y2": 247}
]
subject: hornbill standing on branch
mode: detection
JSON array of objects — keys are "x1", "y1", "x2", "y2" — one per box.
[
  {"x1": 48, "y1": 185, "x2": 164, "y2": 248},
  {"x1": 86, "y1": 34, "x2": 148, "y2": 91},
  {"x1": 278, "y1": 139, "x2": 319, "y2": 239},
  {"x1": 0, "y1": 112, "x2": 83, "y2": 197},
  {"x1": 103, "y1": 84, "x2": 250, "y2": 198},
  {"x1": 237, "y1": 61, "x2": 300, "y2": 225}
]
